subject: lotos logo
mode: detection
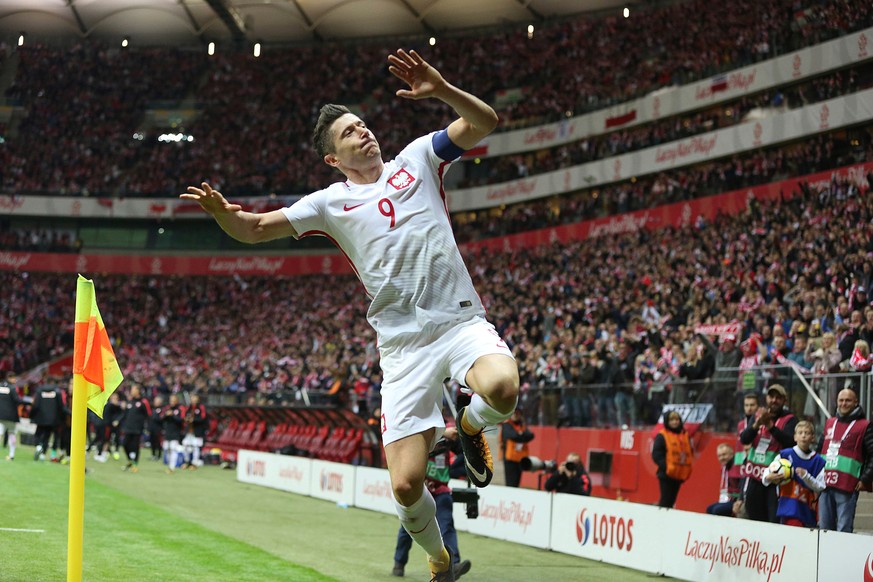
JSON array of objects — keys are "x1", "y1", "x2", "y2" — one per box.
[
  {"x1": 820, "y1": 104, "x2": 830, "y2": 130},
  {"x1": 320, "y1": 470, "x2": 344, "y2": 492},
  {"x1": 864, "y1": 553, "x2": 873, "y2": 582},
  {"x1": 246, "y1": 459, "x2": 265, "y2": 477},
  {"x1": 575, "y1": 508, "x2": 634, "y2": 551},
  {"x1": 860, "y1": 33, "x2": 868, "y2": 59}
]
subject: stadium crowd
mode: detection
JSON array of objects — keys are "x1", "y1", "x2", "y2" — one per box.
[
  {"x1": 2, "y1": 173, "x2": 872, "y2": 433},
  {"x1": 1, "y1": 0, "x2": 871, "y2": 197}
]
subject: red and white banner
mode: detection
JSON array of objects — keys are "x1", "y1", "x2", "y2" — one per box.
[
  {"x1": 310, "y1": 459, "x2": 355, "y2": 505},
  {"x1": 473, "y1": 27, "x2": 873, "y2": 158},
  {"x1": 694, "y1": 323, "x2": 742, "y2": 338},
  {"x1": 3, "y1": 162, "x2": 872, "y2": 276},
  {"x1": 817, "y1": 530, "x2": 873, "y2": 582},
  {"x1": 448, "y1": 87, "x2": 873, "y2": 211},
  {"x1": 236, "y1": 449, "x2": 312, "y2": 496},
  {"x1": 353, "y1": 466, "x2": 396, "y2": 515},
  {"x1": 453, "y1": 483, "x2": 552, "y2": 549},
  {"x1": 0, "y1": 251, "x2": 353, "y2": 276}
]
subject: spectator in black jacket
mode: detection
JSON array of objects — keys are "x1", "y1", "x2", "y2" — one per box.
[
  {"x1": 120, "y1": 384, "x2": 152, "y2": 473},
  {"x1": 0, "y1": 374, "x2": 21, "y2": 461},
  {"x1": 148, "y1": 395, "x2": 165, "y2": 461},
  {"x1": 162, "y1": 394, "x2": 184, "y2": 474},
  {"x1": 544, "y1": 452, "x2": 592, "y2": 496},
  {"x1": 30, "y1": 382, "x2": 66, "y2": 462}
]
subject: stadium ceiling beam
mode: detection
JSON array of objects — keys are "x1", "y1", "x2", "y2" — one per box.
[
  {"x1": 513, "y1": 0, "x2": 543, "y2": 20},
  {"x1": 66, "y1": 0, "x2": 89, "y2": 36},
  {"x1": 288, "y1": 0, "x2": 323, "y2": 42},
  {"x1": 178, "y1": 0, "x2": 203, "y2": 39},
  {"x1": 205, "y1": 0, "x2": 248, "y2": 42},
  {"x1": 396, "y1": 0, "x2": 437, "y2": 34}
]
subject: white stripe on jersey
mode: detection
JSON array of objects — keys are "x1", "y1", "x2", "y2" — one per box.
[{"x1": 282, "y1": 132, "x2": 484, "y2": 346}]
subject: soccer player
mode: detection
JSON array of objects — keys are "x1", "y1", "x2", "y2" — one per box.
[
  {"x1": 182, "y1": 49, "x2": 519, "y2": 581},
  {"x1": 0, "y1": 374, "x2": 21, "y2": 461},
  {"x1": 120, "y1": 384, "x2": 152, "y2": 473}
]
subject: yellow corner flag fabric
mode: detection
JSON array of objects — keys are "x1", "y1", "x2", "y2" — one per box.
[{"x1": 73, "y1": 274, "x2": 123, "y2": 418}]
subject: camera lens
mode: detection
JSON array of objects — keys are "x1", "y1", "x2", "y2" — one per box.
[{"x1": 565, "y1": 462, "x2": 577, "y2": 472}]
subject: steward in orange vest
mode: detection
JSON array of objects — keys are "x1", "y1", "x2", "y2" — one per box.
[
  {"x1": 501, "y1": 408, "x2": 534, "y2": 487},
  {"x1": 652, "y1": 410, "x2": 693, "y2": 507}
]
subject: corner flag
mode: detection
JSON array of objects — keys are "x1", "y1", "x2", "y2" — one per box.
[
  {"x1": 69, "y1": 274, "x2": 125, "y2": 582},
  {"x1": 73, "y1": 274, "x2": 123, "y2": 417}
]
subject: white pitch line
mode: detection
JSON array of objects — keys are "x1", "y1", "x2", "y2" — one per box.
[{"x1": 0, "y1": 527, "x2": 46, "y2": 533}]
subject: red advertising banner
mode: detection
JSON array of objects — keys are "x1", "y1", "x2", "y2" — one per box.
[{"x1": 2, "y1": 162, "x2": 870, "y2": 276}]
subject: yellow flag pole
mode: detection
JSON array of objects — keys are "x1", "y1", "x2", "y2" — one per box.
[{"x1": 66, "y1": 373, "x2": 88, "y2": 582}]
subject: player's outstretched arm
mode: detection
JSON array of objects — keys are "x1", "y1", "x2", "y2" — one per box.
[
  {"x1": 387, "y1": 48, "x2": 497, "y2": 150},
  {"x1": 180, "y1": 182, "x2": 297, "y2": 243}
]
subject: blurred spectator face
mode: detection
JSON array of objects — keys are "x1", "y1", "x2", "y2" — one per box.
[
  {"x1": 716, "y1": 444, "x2": 733, "y2": 466},
  {"x1": 793, "y1": 336, "x2": 807, "y2": 352},
  {"x1": 743, "y1": 395, "x2": 759, "y2": 417},
  {"x1": 837, "y1": 389, "x2": 858, "y2": 416},
  {"x1": 773, "y1": 336, "x2": 786, "y2": 352},
  {"x1": 765, "y1": 392, "x2": 785, "y2": 414},
  {"x1": 802, "y1": 305, "x2": 814, "y2": 321},
  {"x1": 851, "y1": 310, "x2": 862, "y2": 327}
]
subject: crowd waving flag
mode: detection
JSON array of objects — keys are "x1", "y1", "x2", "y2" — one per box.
[{"x1": 73, "y1": 274, "x2": 123, "y2": 417}]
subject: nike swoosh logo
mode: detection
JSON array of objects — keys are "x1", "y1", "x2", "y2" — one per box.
[
  {"x1": 466, "y1": 460, "x2": 488, "y2": 483},
  {"x1": 408, "y1": 519, "x2": 432, "y2": 534},
  {"x1": 343, "y1": 203, "x2": 365, "y2": 211}
]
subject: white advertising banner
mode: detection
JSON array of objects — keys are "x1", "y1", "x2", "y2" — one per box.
[
  {"x1": 662, "y1": 510, "x2": 818, "y2": 582},
  {"x1": 453, "y1": 484, "x2": 552, "y2": 549},
  {"x1": 353, "y1": 465, "x2": 396, "y2": 515},
  {"x1": 550, "y1": 494, "x2": 665, "y2": 574},
  {"x1": 447, "y1": 86, "x2": 873, "y2": 212},
  {"x1": 236, "y1": 449, "x2": 312, "y2": 496},
  {"x1": 478, "y1": 27, "x2": 873, "y2": 158},
  {"x1": 309, "y1": 459, "x2": 356, "y2": 505},
  {"x1": 817, "y1": 529, "x2": 873, "y2": 582}
]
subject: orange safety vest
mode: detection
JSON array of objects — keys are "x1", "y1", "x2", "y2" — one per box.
[
  {"x1": 660, "y1": 429, "x2": 693, "y2": 482},
  {"x1": 502, "y1": 420, "x2": 531, "y2": 462}
]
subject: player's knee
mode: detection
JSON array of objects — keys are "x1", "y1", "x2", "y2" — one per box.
[
  {"x1": 392, "y1": 476, "x2": 424, "y2": 506},
  {"x1": 487, "y1": 369, "x2": 520, "y2": 414}
]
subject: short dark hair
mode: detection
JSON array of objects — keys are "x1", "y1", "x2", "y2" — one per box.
[{"x1": 312, "y1": 104, "x2": 351, "y2": 158}]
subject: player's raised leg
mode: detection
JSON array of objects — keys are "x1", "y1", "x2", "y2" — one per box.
[{"x1": 458, "y1": 353, "x2": 519, "y2": 487}]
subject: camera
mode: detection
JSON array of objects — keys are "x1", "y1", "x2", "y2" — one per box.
[
  {"x1": 520, "y1": 456, "x2": 558, "y2": 472},
  {"x1": 452, "y1": 487, "x2": 479, "y2": 519}
]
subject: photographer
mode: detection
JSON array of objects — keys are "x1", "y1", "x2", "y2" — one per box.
[
  {"x1": 544, "y1": 452, "x2": 592, "y2": 496},
  {"x1": 501, "y1": 407, "x2": 535, "y2": 487}
]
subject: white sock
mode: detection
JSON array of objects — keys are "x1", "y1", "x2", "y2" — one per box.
[
  {"x1": 169, "y1": 449, "x2": 179, "y2": 469},
  {"x1": 394, "y1": 486, "x2": 444, "y2": 559},
  {"x1": 465, "y1": 394, "x2": 517, "y2": 431},
  {"x1": 192, "y1": 447, "x2": 201, "y2": 464},
  {"x1": 8, "y1": 433, "x2": 16, "y2": 457}
]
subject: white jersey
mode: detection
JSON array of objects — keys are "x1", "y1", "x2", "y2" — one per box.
[{"x1": 281, "y1": 132, "x2": 485, "y2": 346}]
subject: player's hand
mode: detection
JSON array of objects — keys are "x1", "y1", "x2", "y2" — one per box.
[
  {"x1": 388, "y1": 49, "x2": 447, "y2": 100},
  {"x1": 443, "y1": 426, "x2": 459, "y2": 441},
  {"x1": 180, "y1": 182, "x2": 242, "y2": 215},
  {"x1": 794, "y1": 467, "x2": 807, "y2": 479}
]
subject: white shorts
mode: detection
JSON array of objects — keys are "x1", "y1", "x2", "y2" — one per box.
[
  {"x1": 378, "y1": 317, "x2": 514, "y2": 449},
  {"x1": 182, "y1": 434, "x2": 203, "y2": 448},
  {"x1": 163, "y1": 439, "x2": 184, "y2": 453},
  {"x1": 0, "y1": 420, "x2": 17, "y2": 435}
]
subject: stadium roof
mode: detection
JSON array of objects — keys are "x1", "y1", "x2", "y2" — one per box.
[{"x1": 0, "y1": 0, "x2": 641, "y2": 46}]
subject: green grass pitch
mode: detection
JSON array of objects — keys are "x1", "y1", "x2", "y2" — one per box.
[{"x1": 0, "y1": 446, "x2": 663, "y2": 581}]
